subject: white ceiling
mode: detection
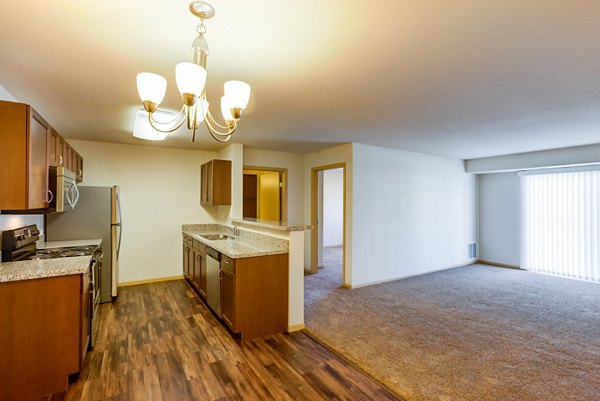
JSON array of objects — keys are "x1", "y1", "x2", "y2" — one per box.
[{"x1": 2, "y1": 0, "x2": 600, "y2": 159}]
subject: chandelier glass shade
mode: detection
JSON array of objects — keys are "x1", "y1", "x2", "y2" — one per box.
[{"x1": 136, "y1": 1, "x2": 251, "y2": 142}]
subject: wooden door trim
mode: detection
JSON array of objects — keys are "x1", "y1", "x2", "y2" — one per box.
[
  {"x1": 243, "y1": 166, "x2": 288, "y2": 221},
  {"x1": 310, "y1": 163, "x2": 347, "y2": 287}
]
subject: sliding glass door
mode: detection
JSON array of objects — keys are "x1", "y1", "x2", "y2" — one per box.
[{"x1": 521, "y1": 169, "x2": 600, "y2": 282}]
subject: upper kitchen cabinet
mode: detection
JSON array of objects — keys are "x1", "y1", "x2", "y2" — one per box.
[
  {"x1": 0, "y1": 101, "x2": 49, "y2": 210},
  {"x1": 201, "y1": 159, "x2": 231, "y2": 206},
  {"x1": 73, "y1": 150, "x2": 84, "y2": 182}
]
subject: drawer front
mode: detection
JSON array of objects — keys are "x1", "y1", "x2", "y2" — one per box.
[{"x1": 221, "y1": 254, "x2": 235, "y2": 274}]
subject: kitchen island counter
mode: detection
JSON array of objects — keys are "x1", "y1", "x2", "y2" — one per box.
[{"x1": 182, "y1": 224, "x2": 288, "y2": 259}]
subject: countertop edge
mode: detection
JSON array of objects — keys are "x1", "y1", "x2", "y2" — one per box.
[
  {"x1": 182, "y1": 229, "x2": 289, "y2": 259},
  {"x1": 231, "y1": 218, "x2": 313, "y2": 232}
]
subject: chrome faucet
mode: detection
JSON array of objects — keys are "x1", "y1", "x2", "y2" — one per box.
[{"x1": 232, "y1": 224, "x2": 240, "y2": 237}]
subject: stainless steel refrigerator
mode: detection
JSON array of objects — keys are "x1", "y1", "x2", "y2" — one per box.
[{"x1": 46, "y1": 186, "x2": 121, "y2": 303}]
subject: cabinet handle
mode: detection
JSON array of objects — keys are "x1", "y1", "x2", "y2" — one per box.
[
  {"x1": 78, "y1": 169, "x2": 82, "y2": 176},
  {"x1": 46, "y1": 190, "x2": 54, "y2": 203},
  {"x1": 57, "y1": 154, "x2": 63, "y2": 166}
]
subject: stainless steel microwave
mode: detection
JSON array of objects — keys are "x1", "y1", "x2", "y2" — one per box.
[{"x1": 48, "y1": 166, "x2": 79, "y2": 212}]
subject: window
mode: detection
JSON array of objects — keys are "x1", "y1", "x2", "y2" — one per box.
[{"x1": 521, "y1": 169, "x2": 600, "y2": 282}]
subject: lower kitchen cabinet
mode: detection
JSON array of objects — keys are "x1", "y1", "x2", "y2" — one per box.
[
  {"x1": 0, "y1": 274, "x2": 89, "y2": 401},
  {"x1": 181, "y1": 234, "x2": 289, "y2": 340},
  {"x1": 182, "y1": 234, "x2": 192, "y2": 280},
  {"x1": 183, "y1": 235, "x2": 207, "y2": 300},
  {"x1": 198, "y1": 243, "x2": 207, "y2": 298},
  {"x1": 192, "y1": 239, "x2": 207, "y2": 299},
  {"x1": 220, "y1": 253, "x2": 289, "y2": 341}
]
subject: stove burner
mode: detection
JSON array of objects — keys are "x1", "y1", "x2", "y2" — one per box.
[{"x1": 30, "y1": 245, "x2": 98, "y2": 260}]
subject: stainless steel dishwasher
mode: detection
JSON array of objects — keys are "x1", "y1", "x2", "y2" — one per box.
[{"x1": 205, "y1": 246, "x2": 221, "y2": 315}]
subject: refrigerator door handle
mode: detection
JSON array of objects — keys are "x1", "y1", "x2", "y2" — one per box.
[
  {"x1": 117, "y1": 224, "x2": 122, "y2": 260},
  {"x1": 117, "y1": 191, "x2": 122, "y2": 226}
]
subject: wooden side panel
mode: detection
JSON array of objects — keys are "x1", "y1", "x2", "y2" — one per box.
[
  {"x1": 0, "y1": 101, "x2": 27, "y2": 209},
  {"x1": 237, "y1": 253, "x2": 289, "y2": 341},
  {"x1": 198, "y1": 245, "x2": 207, "y2": 299},
  {"x1": 0, "y1": 275, "x2": 80, "y2": 401},
  {"x1": 80, "y1": 274, "x2": 90, "y2": 370},
  {"x1": 28, "y1": 109, "x2": 48, "y2": 209}
]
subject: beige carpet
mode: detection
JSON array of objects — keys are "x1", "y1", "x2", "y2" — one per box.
[{"x1": 304, "y1": 248, "x2": 600, "y2": 401}]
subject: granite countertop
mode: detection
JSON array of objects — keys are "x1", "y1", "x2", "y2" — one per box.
[
  {"x1": 0, "y1": 238, "x2": 102, "y2": 283},
  {"x1": 231, "y1": 218, "x2": 312, "y2": 232},
  {"x1": 182, "y1": 224, "x2": 288, "y2": 259}
]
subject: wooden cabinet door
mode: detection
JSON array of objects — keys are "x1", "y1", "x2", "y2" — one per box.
[
  {"x1": 220, "y1": 268, "x2": 236, "y2": 331},
  {"x1": 199, "y1": 249, "x2": 207, "y2": 299},
  {"x1": 183, "y1": 236, "x2": 191, "y2": 279},
  {"x1": 46, "y1": 129, "x2": 58, "y2": 166},
  {"x1": 57, "y1": 135, "x2": 66, "y2": 167},
  {"x1": 193, "y1": 250, "x2": 201, "y2": 290},
  {"x1": 75, "y1": 151, "x2": 83, "y2": 182},
  {"x1": 200, "y1": 161, "x2": 215, "y2": 205},
  {"x1": 64, "y1": 143, "x2": 73, "y2": 171},
  {"x1": 28, "y1": 110, "x2": 49, "y2": 209},
  {"x1": 200, "y1": 159, "x2": 231, "y2": 206}
]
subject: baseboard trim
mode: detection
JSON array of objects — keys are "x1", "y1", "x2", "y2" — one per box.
[
  {"x1": 350, "y1": 260, "x2": 475, "y2": 289},
  {"x1": 477, "y1": 260, "x2": 521, "y2": 270},
  {"x1": 118, "y1": 275, "x2": 184, "y2": 287},
  {"x1": 288, "y1": 323, "x2": 305, "y2": 332}
]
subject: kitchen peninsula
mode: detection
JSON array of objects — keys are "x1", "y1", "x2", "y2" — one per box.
[{"x1": 182, "y1": 219, "x2": 311, "y2": 340}]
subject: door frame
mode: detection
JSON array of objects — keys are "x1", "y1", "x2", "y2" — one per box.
[
  {"x1": 310, "y1": 163, "x2": 347, "y2": 287},
  {"x1": 243, "y1": 166, "x2": 288, "y2": 221}
]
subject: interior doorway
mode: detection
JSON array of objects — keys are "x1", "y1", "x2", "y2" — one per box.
[
  {"x1": 242, "y1": 167, "x2": 287, "y2": 221},
  {"x1": 309, "y1": 163, "x2": 347, "y2": 287}
]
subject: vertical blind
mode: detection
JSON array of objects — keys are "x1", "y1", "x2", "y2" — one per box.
[{"x1": 521, "y1": 169, "x2": 600, "y2": 282}]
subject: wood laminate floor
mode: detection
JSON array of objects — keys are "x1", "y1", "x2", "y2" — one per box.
[{"x1": 44, "y1": 279, "x2": 400, "y2": 401}]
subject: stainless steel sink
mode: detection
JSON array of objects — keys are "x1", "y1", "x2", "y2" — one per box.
[{"x1": 200, "y1": 233, "x2": 235, "y2": 241}]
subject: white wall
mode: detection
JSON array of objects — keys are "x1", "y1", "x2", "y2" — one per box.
[
  {"x1": 351, "y1": 143, "x2": 477, "y2": 287},
  {"x1": 70, "y1": 139, "x2": 217, "y2": 283},
  {"x1": 323, "y1": 168, "x2": 343, "y2": 246},
  {"x1": 0, "y1": 83, "x2": 17, "y2": 102},
  {"x1": 478, "y1": 172, "x2": 520, "y2": 266},
  {"x1": 466, "y1": 143, "x2": 600, "y2": 173},
  {"x1": 304, "y1": 143, "x2": 353, "y2": 283},
  {"x1": 207, "y1": 144, "x2": 244, "y2": 224},
  {"x1": 243, "y1": 148, "x2": 304, "y2": 224}
]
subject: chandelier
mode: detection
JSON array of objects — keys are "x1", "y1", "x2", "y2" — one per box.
[{"x1": 136, "y1": 1, "x2": 251, "y2": 142}]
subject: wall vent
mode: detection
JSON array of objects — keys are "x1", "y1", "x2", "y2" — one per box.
[{"x1": 468, "y1": 243, "x2": 477, "y2": 259}]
